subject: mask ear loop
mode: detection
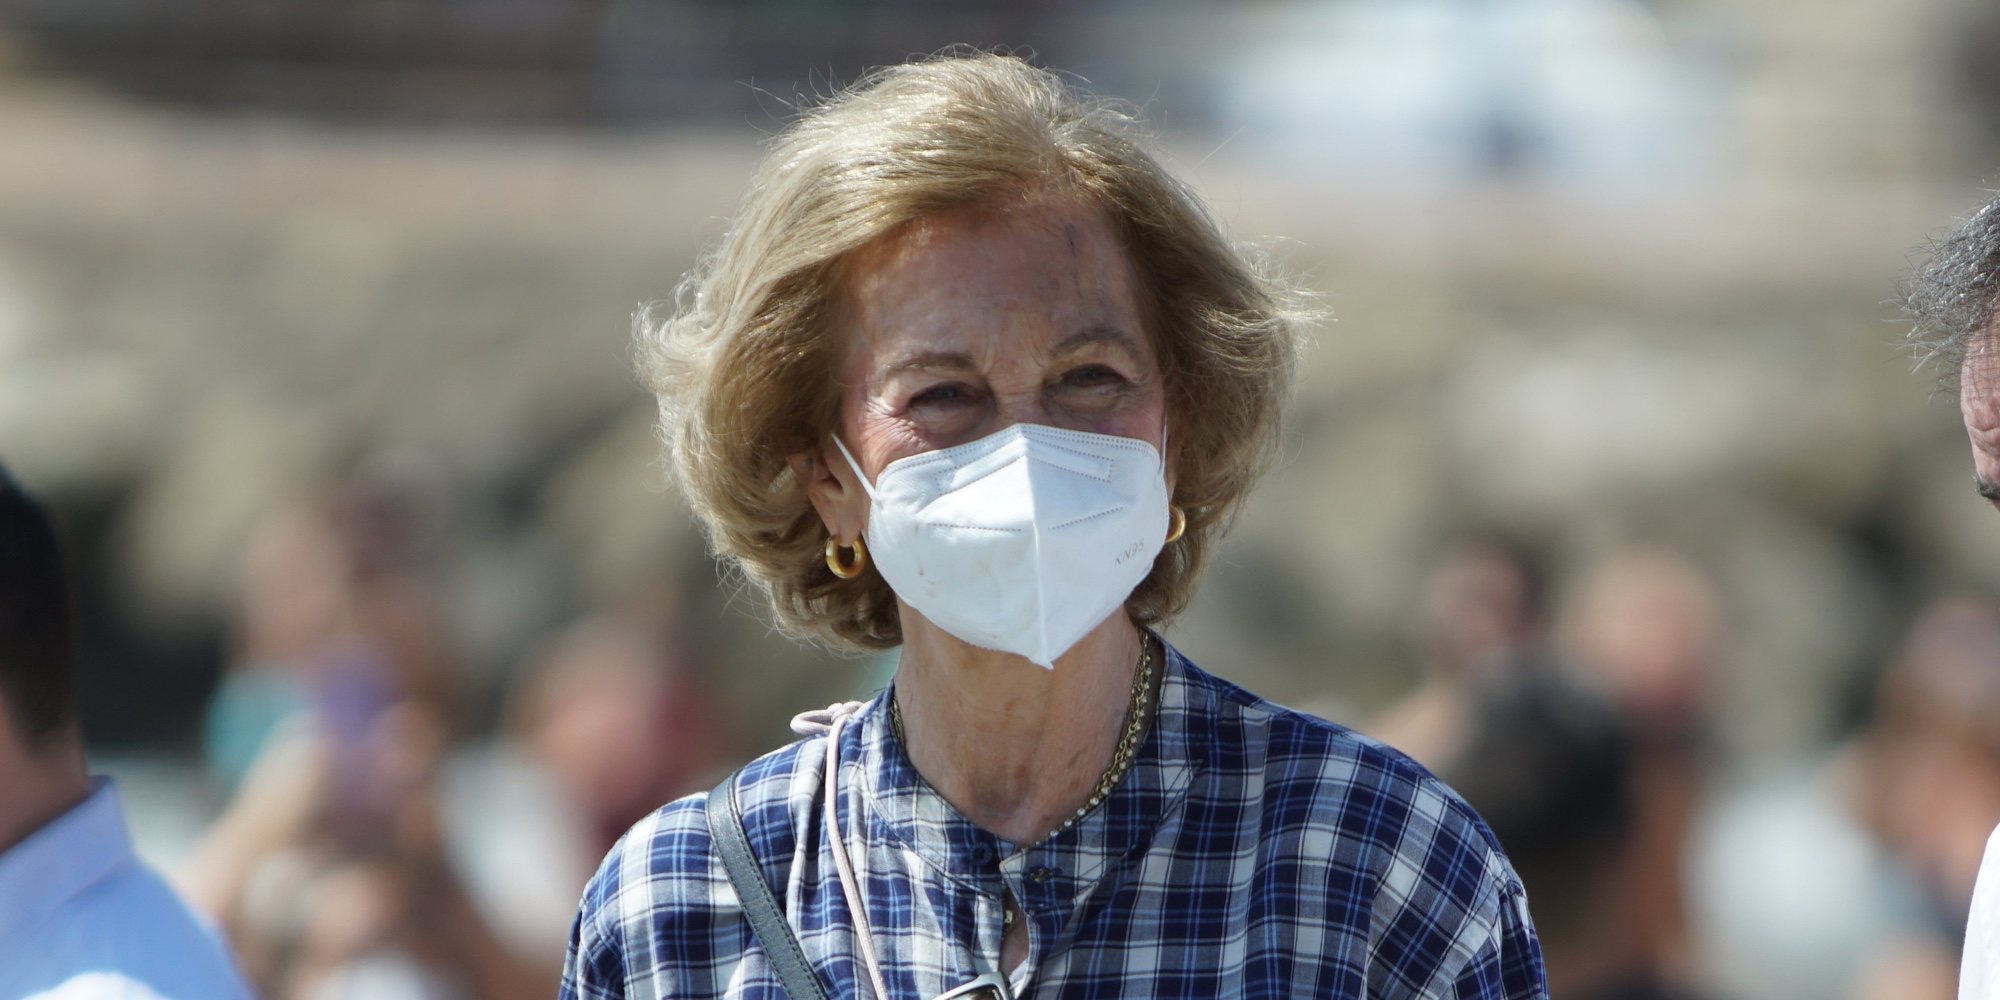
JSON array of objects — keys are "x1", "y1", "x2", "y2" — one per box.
[{"x1": 830, "y1": 436, "x2": 879, "y2": 501}]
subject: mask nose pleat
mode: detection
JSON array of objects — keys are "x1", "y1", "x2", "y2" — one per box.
[
  {"x1": 921, "y1": 456, "x2": 1034, "y2": 530},
  {"x1": 1027, "y1": 445, "x2": 1114, "y2": 481}
]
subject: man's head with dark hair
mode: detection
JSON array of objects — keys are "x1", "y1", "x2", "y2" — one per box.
[
  {"x1": 0, "y1": 461, "x2": 76, "y2": 753},
  {"x1": 1415, "y1": 532, "x2": 1554, "y2": 680},
  {"x1": 1904, "y1": 194, "x2": 2000, "y2": 510},
  {"x1": 1434, "y1": 673, "x2": 1635, "y2": 977}
]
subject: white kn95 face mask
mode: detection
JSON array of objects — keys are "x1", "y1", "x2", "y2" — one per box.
[{"x1": 833, "y1": 423, "x2": 1170, "y2": 669}]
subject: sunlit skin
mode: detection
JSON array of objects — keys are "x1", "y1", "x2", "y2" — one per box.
[
  {"x1": 1963, "y1": 336, "x2": 2000, "y2": 511},
  {"x1": 790, "y1": 194, "x2": 1173, "y2": 969},
  {"x1": 0, "y1": 711, "x2": 87, "y2": 856}
]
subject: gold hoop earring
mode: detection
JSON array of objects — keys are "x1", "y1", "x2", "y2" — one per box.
[
  {"x1": 1166, "y1": 506, "x2": 1187, "y2": 544},
  {"x1": 825, "y1": 536, "x2": 868, "y2": 579}
]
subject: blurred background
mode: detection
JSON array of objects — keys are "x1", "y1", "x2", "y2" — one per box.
[{"x1": 4, "y1": 0, "x2": 2000, "y2": 996}]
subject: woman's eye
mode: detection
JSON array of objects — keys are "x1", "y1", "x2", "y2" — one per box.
[
  {"x1": 911, "y1": 383, "x2": 975, "y2": 407},
  {"x1": 1061, "y1": 365, "x2": 1125, "y2": 389}
]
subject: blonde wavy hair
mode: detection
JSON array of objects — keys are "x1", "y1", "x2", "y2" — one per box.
[{"x1": 639, "y1": 51, "x2": 1310, "y2": 651}]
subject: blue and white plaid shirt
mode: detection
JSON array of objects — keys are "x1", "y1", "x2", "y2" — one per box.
[{"x1": 562, "y1": 642, "x2": 1547, "y2": 998}]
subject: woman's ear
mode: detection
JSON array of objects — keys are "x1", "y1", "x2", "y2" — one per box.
[{"x1": 790, "y1": 442, "x2": 866, "y2": 542}]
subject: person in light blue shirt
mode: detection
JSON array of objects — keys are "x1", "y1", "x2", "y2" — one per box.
[{"x1": 0, "y1": 462, "x2": 252, "y2": 1000}]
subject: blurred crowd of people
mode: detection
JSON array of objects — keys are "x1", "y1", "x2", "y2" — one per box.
[
  {"x1": 119, "y1": 454, "x2": 2000, "y2": 999},
  {"x1": 162, "y1": 459, "x2": 721, "y2": 999},
  {"x1": 1374, "y1": 536, "x2": 2000, "y2": 1000}
]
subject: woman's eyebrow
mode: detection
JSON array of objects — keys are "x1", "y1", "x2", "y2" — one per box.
[
  {"x1": 872, "y1": 324, "x2": 1140, "y2": 388},
  {"x1": 873, "y1": 350, "x2": 979, "y2": 387},
  {"x1": 1051, "y1": 324, "x2": 1142, "y2": 357}
]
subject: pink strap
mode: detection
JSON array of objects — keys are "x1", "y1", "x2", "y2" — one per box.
[{"x1": 792, "y1": 703, "x2": 894, "y2": 1000}]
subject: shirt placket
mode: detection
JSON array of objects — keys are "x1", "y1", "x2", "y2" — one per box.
[{"x1": 999, "y1": 836, "x2": 1127, "y2": 996}]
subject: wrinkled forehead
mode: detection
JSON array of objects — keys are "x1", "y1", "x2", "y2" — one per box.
[
  {"x1": 1964, "y1": 323, "x2": 2000, "y2": 411},
  {"x1": 1961, "y1": 332, "x2": 2000, "y2": 475},
  {"x1": 833, "y1": 195, "x2": 1155, "y2": 360},
  {"x1": 1972, "y1": 321, "x2": 2000, "y2": 362},
  {"x1": 844, "y1": 190, "x2": 1137, "y2": 285}
]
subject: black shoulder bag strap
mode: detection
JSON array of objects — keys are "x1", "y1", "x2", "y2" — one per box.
[{"x1": 707, "y1": 773, "x2": 832, "y2": 1000}]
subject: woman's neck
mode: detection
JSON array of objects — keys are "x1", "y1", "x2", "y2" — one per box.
[{"x1": 892, "y1": 611, "x2": 1145, "y2": 846}]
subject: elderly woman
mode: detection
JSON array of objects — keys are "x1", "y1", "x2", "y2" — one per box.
[{"x1": 562, "y1": 53, "x2": 1545, "y2": 1000}]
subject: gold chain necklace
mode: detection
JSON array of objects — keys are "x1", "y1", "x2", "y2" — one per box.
[{"x1": 891, "y1": 633, "x2": 1158, "y2": 845}]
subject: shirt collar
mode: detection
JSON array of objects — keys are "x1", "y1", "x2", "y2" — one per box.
[
  {"x1": 852, "y1": 639, "x2": 1201, "y2": 907},
  {"x1": 0, "y1": 777, "x2": 134, "y2": 942}
]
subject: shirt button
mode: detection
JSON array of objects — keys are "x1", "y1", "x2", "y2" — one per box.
[{"x1": 1029, "y1": 867, "x2": 1054, "y2": 882}]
